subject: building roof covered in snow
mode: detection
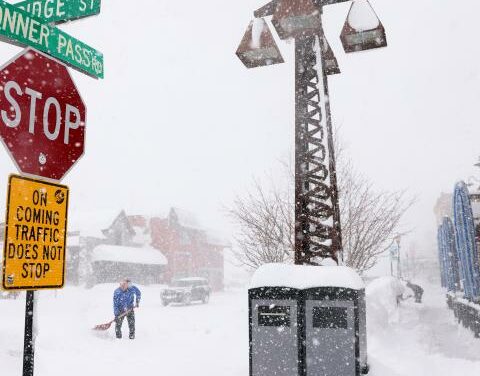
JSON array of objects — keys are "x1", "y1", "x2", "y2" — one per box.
[
  {"x1": 92, "y1": 245, "x2": 168, "y2": 266},
  {"x1": 168, "y1": 207, "x2": 201, "y2": 229},
  {"x1": 250, "y1": 263, "x2": 364, "y2": 290}
]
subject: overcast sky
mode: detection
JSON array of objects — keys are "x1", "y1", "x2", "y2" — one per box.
[{"x1": 0, "y1": 0, "x2": 479, "y2": 259}]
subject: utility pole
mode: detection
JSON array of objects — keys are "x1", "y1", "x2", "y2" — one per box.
[
  {"x1": 236, "y1": 0, "x2": 387, "y2": 266},
  {"x1": 396, "y1": 236, "x2": 402, "y2": 279}
]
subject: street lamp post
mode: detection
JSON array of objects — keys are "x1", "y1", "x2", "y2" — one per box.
[{"x1": 236, "y1": 0, "x2": 387, "y2": 266}]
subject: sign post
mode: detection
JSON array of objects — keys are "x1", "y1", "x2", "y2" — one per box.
[
  {"x1": 0, "y1": 47, "x2": 82, "y2": 376},
  {"x1": 23, "y1": 290, "x2": 35, "y2": 376},
  {"x1": 2, "y1": 174, "x2": 69, "y2": 376},
  {"x1": 0, "y1": 1, "x2": 98, "y2": 374}
]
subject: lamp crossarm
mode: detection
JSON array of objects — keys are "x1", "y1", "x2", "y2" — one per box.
[
  {"x1": 253, "y1": 0, "x2": 278, "y2": 17},
  {"x1": 254, "y1": 0, "x2": 351, "y2": 18}
]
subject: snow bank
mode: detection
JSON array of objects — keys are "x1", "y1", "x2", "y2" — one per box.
[
  {"x1": 91, "y1": 245, "x2": 168, "y2": 265},
  {"x1": 250, "y1": 263, "x2": 364, "y2": 290},
  {"x1": 348, "y1": 0, "x2": 380, "y2": 31},
  {"x1": 366, "y1": 277, "x2": 404, "y2": 328}
]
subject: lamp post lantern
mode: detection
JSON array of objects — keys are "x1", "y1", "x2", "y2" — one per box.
[
  {"x1": 236, "y1": 0, "x2": 387, "y2": 266},
  {"x1": 236, "y1": 18, "x2": 285, "y2": 68}
]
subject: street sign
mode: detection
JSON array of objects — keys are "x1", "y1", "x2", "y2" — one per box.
[
  {"x1": 2, "y1": 174, "x2": 69, "y2": 290},
  {"x1": 15, "y1": 0, "x2": 101, "y2": 24},
  {"x1": 0, "y1": 49, "x2": 86, "y2": 181},
  {"x1": 0, "y1": 0, "x2": 103, "y2": 78}
]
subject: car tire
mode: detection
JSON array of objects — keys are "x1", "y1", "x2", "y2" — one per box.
[
  {"x1": 202, "y1": 293, "x2": 210, "y2": 304},
  {"x1": 184, "y1": 294, "x2": 191, "y2": 305}
]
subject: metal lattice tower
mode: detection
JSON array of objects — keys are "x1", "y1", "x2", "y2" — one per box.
[
  {"x1": 294, "y1": 27, "x2": 342, "y2": 265},
  {"x1": 237, "y1": 0, "x2": 387, "y2": 266}
]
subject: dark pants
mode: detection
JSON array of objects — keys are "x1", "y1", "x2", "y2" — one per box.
[
  {"x1": 414, "y1": 292, "x2": 423, "y2": 303},
  {"x1": 115, "y1": 311, "x2": 135, "y2": 339}
]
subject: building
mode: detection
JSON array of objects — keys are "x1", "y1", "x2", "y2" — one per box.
[
  {"x1": 67, "y1": 210, "x2": 167, "y2": 287},
  {"x1": 90, "y1": 244, "x2": 167, "y2": 285},
  {"x1": 148, "y1": 208, "x2": 230, "y2": 291},
  {"x1": 69, "y1": 208, "x2": 229, "y2": 290}
]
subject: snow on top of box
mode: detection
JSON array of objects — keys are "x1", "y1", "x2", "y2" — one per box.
[
  {"x1": 250, "y1": 263, "x2": 364, "y2": 290},
  {"x1": 92, "y1": 245, "x2": 167, "y2": 266}
]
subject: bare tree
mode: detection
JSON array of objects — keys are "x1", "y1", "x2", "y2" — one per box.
[
  {"x1": 337, "y1": 159, "x2": 412, "y2": 272},
  {"x1": 229, "y1": 179, "x2": 295, "y2": 269},
  {"x1": 228, "y1": 150, "x2": 413, "y2": 273}
]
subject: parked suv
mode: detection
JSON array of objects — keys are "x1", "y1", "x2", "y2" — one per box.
[{"x1": 161, "y1": 277, "x2": 211, "y2": 306}]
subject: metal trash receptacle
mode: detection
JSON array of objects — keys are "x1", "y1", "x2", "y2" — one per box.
[
  {"x1": 249, "y1": 264, "x2": 368, "y2": 376},
  {"x1": 249, "y1": 286, "x2": 302, "y2": 376}
]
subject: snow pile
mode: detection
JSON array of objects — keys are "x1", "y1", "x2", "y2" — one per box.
[
  {"x1": 366, "y1": 276, "x2": 404, "y2": 329},
  {"x1": 91, "y1": 245, "x2": 168, "y2": 265},
  {"x1": 250, "y1": 263, "x2": 364, "y2": 290},
  {"x1": 348, "y1": 0, "x2": 380, "y2": 31}
]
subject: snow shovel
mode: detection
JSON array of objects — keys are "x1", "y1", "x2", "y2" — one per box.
[{"x1": 93, "y1": 308, "x2": 134, "y2": 331}]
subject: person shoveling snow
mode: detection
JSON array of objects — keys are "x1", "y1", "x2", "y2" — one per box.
[
  {"x1": 405, "y1": 281, "x2": 424, "y2": 303},
  {"x1": 93, "y1": 278, "x2": 141, "y2": 339},
  {"x1": 114, "y1": 278, "x2": 141, "y2": 339}
]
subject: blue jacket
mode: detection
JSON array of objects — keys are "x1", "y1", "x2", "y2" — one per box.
[{"x1": 113, "y1": 286, "x2": 141, "y2": 316}]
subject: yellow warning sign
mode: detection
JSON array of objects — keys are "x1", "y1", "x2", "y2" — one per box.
[{"x1": 2, "y1": 175, "x2": 69, "y2": 290}]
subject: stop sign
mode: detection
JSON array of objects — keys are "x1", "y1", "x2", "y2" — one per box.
[{"x1": 0, "y1": 48, "x2": 86, "y2": 181}]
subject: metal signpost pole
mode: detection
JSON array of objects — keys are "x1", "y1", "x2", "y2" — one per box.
[{"x1": 23, "y1": 290, "x2": 35, "y2": 376}]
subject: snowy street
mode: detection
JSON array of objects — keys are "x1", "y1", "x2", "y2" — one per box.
[
  {"x1": 1, "y1": 280, "x2": 480, "y2": 376},
  {"x1": 1, "y1": 285, "x2": 248, "y2": 375}
]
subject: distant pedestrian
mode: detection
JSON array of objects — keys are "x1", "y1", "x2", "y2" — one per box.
[
  {"x1": 113, "y1": 278, "x2": 141, "y2": 339},
  {"x1": 406, "y1": 281, "x2": 424, "y2": 303}
]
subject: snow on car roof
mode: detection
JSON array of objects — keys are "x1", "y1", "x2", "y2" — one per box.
[
  {"x1": 250, "y1": 263, "x2": 364, "y2": 290},
  {"x1": 175, "y1": 277, "x2": 208, "y2": 282},
  {"x1": 92, "y1": 245, "x2": 168, "y2": 266}
]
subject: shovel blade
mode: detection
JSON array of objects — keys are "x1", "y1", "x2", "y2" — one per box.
[{"x1": 93, "y1": 322, "x2": 112, "y2": 331}]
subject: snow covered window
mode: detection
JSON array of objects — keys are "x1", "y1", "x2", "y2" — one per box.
[
  {"x1": 312, "y1": 307, "x2": 348, "y2": 329},
  {"x1": 258, "y1": 305, "x2": 291, "y2": 327}
]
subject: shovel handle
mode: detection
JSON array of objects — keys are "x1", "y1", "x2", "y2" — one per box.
[{"x1": 114, "y1": 307, "x2": 134, "y2": 322}]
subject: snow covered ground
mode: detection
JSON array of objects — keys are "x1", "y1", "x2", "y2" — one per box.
[
  {"x1": 368, "y1": 280, "x2": 480, "y2": 375},
  {"x1": 1, "y1": 279, "x2": 480, "y2": 375}
]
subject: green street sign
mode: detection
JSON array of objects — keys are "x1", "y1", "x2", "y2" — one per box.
[
  {"x1": 0, "y1": 0, "x2": 103, "y2": 78},
  {"x1": 14, "y1": 0, "x2": 101, "y2": 24}
]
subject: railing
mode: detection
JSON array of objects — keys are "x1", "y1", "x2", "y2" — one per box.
[{"x1": 446, "y1": 293, "x2": 480, "y2": 338}]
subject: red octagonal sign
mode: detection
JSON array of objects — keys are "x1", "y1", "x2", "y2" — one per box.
[{"x1": 0, "y1": 48, "x2": 86, "y2": 181}]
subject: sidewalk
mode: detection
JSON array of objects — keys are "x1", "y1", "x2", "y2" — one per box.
[{"x1": 368, "y1": 282, "x2": 480, "y2": 376}]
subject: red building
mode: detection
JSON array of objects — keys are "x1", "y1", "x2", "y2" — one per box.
[{"x1": 127, "y1": 208, "x2": 229, "y2": 291}]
